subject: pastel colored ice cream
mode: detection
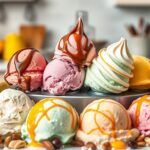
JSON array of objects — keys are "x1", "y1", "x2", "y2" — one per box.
[
  {"x1": 76, "y1": 99, "x2": 139, "y2": 147},
  {"x1": 130, "y1": 55, "x2": 150, "y2": 90},
  {"x1": 84, "y1": 38, "x2": 134, "y2": 93},
  {"x1": 128, "y1": 95, "x2": 150, "y2": 136},
  {"x1": 43, "y1": 58, "x2": 85, "y2": 95},
  {"x1": 0, "y1": 89, "x2": 33, "y2": 135},
  {"x1": 55, "y1": 18, "x2": 96, "y2": 67},
  {"x1": 22, "y1": 98, "x2": 79, "y2": 147},
  {"x1": 4, "y1": 48, "x2": 47, "y2": 91}
]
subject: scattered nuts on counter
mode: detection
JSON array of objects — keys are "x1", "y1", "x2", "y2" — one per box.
[
  {"x1": 4, "y1": 136, "x2": 12, "y2": 147},
  {"x1": 11, "y1": 133, "x2": 22, "y2": 140},
  {"x1": 128, "y1": 141, "x2": 137, "y2": 149},
  {"x1": 85, "y1": 142, "x2": 96, "y2": 150},
  {"x1": 52, "y1": 138, "x2": 62, "y2": 149},
  {"x1": 101, "y1": 142, "x2": 112, "y2": 150},
  {"x1": 137, "y1": 141, "x2": 146, "y2": 147},
  {"x1": 144, "y1": 137, "x2": 150, "y2": 146},
  {"x1": 71, "y1": 140, "x2": 84, "y2": 147},
  {"x1": 8, "y1": 140, "x2": 26, "y2": 149},
  {"x1": 136, "y1": 134, "x2": 145, "y2": 142},
  {"x1": 42, "y1": 141, "x2": 54, "y2": 150}
]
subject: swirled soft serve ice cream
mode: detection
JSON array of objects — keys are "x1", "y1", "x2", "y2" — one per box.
[{"x1": 84, "y1": 38, "x2": 134, "y2": 93}]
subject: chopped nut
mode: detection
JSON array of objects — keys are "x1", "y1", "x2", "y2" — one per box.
[
  {"x1": 52, "y1": 137, "x2": 62, "y2": 149},
  {"x1": 0, "y1": 135, "x2": 3, "y2": 144},
  {"x1": 8, "y1": 140, "x2": 26, "y2": 149},
  {"x1": 4, "y1": 136, "x2": 12, "y2": 147},
  {"x1": 42, "y1": 141, "x2": 54, "y2": 150},
  {"x1": 145, "y1": 137, "x2": 150, "y2": 146},
  {"x1": 136, "y1": 134, "x2": 145, "y2": 142},
  {"x1": 101, "y1": 142, "x2": 111, "y2": 150},
  {"x1": 137, "y1": 141, "x2": 146, "y2": 147},
  {"x1": 11, "y1": 133, "x2": 21, "y2": 140},
  {"x1": 85, "y1": 142, "x2": 96, "y2": 150},
  {"x1": 71, "y1": 140, "x2": 84, "y2": 147},
  {"x1": 128, "y1": 141, "x2": 137, "y2": 149}
]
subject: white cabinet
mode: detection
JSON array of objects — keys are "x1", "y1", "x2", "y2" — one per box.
[{"x1": 115, "y1": 0, "x2": 150, "y2": 6}]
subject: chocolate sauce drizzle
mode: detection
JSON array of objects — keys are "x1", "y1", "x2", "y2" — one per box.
[
  {"x1": 4, "y1": 48, "x2": 38, "y2": 91},
  {"x1": 58, "y1": 18, "x2": 93, "y2": 66}
]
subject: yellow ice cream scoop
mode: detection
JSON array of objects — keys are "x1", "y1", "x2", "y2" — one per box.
[
  {"x1": 3, "y1": 33, "x2": 25, "y2": 61},
  {"x1": 130, "y1": 55, "x2": 150, "y2": 90}
]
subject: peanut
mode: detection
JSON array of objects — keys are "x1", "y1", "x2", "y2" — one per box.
[
  {"x1": 136, "y1": 134, "x2": 145, "y2": 142},
  {"x1": 8, "y1": 140, "x2": 26, "y2": 149}
]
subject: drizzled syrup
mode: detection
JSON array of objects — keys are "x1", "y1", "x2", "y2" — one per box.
[
  {"x1": 58, "y1": 18, "x2": 94, "y2": 66},
  {"x1": 4, "y1": 48, "x2": 38, "y2": 91}
]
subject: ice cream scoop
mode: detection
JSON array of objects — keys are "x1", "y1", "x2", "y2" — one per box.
[
  {"x1": 0, "y1": 89, "x2": 33, "y2": 136},
  {"x1": 4, "y1": 48, "x2": 47, "y2": 91},
  {"x1": 84, "y1": 38, "x2": 134, "y2": 93},
  {"x1": 22, "y1": 98, "x2": 79, "y2": 147},
  {"x1": 76, "y1": 99, "x2": 139, "y2": 147},
  {"x1": 43, "y1": 58, "x2": 85, "y2": 95},
  {"x1": 128, "y1": 95, "x2": 150, "y2": 136},
  {"x1": 130, "y1": 55, "x2": 150, "y2": 90},
  {"x1": 55, "y1": 18, "x2": 96, "y2": 66}
]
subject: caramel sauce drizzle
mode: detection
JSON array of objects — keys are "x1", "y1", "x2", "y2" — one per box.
[
  {"x1": 4, "y1": 48, "x2": 38, "y2": 91},
  {"x1": 99, "y1": 50, "x2": 129, "y2": 79},
  {"x1": 81, "y1": 100, "x2": 130, "y2": 138},
  {"x1": 58, "y1": 18, "x2": 93, "y2": 66},
  {"x1": 129, "y1": 95, "x2": 150, "y2": 127},
  {"x1": 27, "y1": 98, "x2": 77, "y2": 146}
]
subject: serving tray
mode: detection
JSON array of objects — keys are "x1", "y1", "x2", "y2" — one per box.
[{"x1": 28, "y1": 89, "x2": 150, "y2": 113}]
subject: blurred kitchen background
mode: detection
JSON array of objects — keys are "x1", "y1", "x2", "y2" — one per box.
[{"x1": 1, "y1": 0, "x2": 150, "y2": 73}]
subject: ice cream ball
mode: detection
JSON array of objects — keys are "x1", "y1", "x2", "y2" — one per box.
[
  {"x1": 43, "y1": 58, "x2": 85, "y2": 95},
  {"x1": 76, "y1": 99, "x2": 139, "y2": 147},
  {"x1": 128, "y1": 95, "x2": 150, "y2": 136},
  {"x1": 21, "y1": 98, "x2": 79, "y2": 147},
  {"x1": 4, "y1": 48, "x2": 47, "y2": 91},
  {"x1": 0, "y1": 89, "x2": 34, "y2": 136}
]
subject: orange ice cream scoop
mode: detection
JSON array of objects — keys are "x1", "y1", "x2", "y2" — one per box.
[
  {"x1": 130, "y1": 55, "x2": 150, "y2": 90},
  {"x1": 76, "y1": 99, "x2": 139, "y2": 147}
]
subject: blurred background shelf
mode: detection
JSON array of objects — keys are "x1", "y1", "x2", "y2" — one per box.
[{"x1": 115, "y1": 0, "x2": 150, "y2": 7}]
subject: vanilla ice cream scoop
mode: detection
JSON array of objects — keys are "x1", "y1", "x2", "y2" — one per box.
[
  {"x1": 0, "y1": 89, "x2": 34, "y2": 135},
  {"x1": 76, "y1": 99, "x2": 139, "y2": 147}
]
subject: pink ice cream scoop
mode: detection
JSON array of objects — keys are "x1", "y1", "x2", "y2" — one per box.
[
  {"x1": 128, "y1": 95, "x2": 150, "y2": 136},
  {"x1": 43, "y1": 58, "x2": 85, "y2": 95},
  {"x1": 4, "y1": 48, "x2": 47, "y2": 91},
  {"x1": 55, "y1": 18, "x2": 96, "y2": 67}
]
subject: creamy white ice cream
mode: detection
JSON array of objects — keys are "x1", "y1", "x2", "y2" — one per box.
[{"x1": 0, "y1": 89, "x2": 34, "y2": 135}]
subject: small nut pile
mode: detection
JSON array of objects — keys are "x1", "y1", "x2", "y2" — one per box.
[
  {"x1": 129, "y1": 134, "x2": 150, "y2": 148},
  {"x1": 4, "y1": 133, "x2": 26, "y2": 149}
]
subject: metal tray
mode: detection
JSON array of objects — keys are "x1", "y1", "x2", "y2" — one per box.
[{"x1": 28, "y1": 89, "x2": 150, "y2": 113}]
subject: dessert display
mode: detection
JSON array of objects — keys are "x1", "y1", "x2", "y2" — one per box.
[
  {"x1": 128, "y1": 95, "x2": 150, "y2": 136},
  {"x1": 76, "y1": 99, "x2": 139, "y2": 149},
  {"x1": 84, "y1": 37, "x2": 134, "y2": 93},
  {"x1": 4, "y1": 48, "x2": 47, "y2": 91},
  {"x1": 1, "y1": 17, "x2": 150, "y2": 150},
  {"x1": 21, "y1": 98, "x2": 79, "y2": 148},
  {"x1": 0, "y1": 89, "x2": 33, "y2": 136},
  {"x1": 43, "y1": 18, "x2": 96, "y2": 95},
  {"x1": 130, "y1": 55, "x2": 150, "y2": 90}
]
